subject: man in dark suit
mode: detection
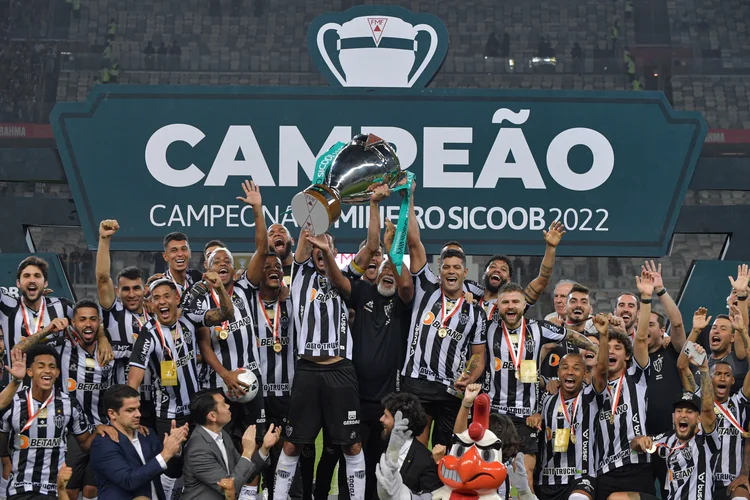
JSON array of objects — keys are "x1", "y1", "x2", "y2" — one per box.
[
  {"x1": 90, "y1": 384, "x2": 189, "y2": 500},
  {"x1": 182, "y1": 389, "x2": 281, "y2": 500},
  {"x1": 376, "y1": 393, "x2": 443, "y2": 499}
]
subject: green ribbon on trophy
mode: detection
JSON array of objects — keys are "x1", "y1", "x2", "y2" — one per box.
[
  {"x1": 312, "y1": 142, "x2": 347, "y2": 185},
  {"x1": 389, "y1": 171, "x2": 414, "y2": 275}
]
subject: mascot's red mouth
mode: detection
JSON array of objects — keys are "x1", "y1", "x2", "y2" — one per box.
[{"x1": 438, "y1": 447, "x2": 507, "y2": 492}]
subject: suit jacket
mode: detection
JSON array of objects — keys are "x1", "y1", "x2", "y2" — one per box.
[
  {"x1": 90, "y1": 428, "x2": 167, "y2": 500},
  {"x1": 182, "y1": 425, "x2": 270, "y2": 500},
  {"x1": 400, "y1": 439, "x2": 443, "y2": 495}
]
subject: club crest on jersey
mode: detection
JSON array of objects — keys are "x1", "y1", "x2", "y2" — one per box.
[
  {"x1": 459, "y1": 313, "x2": 469, "y2": 325},
  {"x1": 54, "y1": 415, "x2": 65, "y2": 429},
  {"x1": 653, "y1": 356, "x2": 663, "y2": 373}
]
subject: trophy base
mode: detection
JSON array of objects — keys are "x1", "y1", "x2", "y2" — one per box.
[{"x1": 291, "y1": 185, "x2": 342, "y2": 236}]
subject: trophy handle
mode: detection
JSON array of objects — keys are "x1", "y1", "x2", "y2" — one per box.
[
  {"x1": 407, "y1": 24, "x2": 439, "y2": 87},
  {"x1": 316, "y1": 22, "x2": 347, "y2": 86}
]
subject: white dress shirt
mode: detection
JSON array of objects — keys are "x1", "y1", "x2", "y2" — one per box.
[
  {"x1": 397, "y1": 437, "x2": 413, "y2": 468},
  {"x1": 130, "y1": 433, "x2": 168, "y2": 500},
  {"x1": 202, "y1": 426, "x2": 231, "y2": 474}
]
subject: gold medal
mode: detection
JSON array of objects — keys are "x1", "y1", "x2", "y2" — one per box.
[
  {"x1": 553, "y1": 428, "x2": 570, "y2": 453},
  {"x1": 160, "y1": 360, "x2": 178, "y2": 386},
  {"x1": 273, "y1": 342, "x2": 283, "y2": 353},
  {"x1": 438, "y1": 328, "x2": 448, "y2": 338},
  {"x1": 218, "y1": 329, "x2": 229, "y2": 340},
  {"x1": 514, "y1": 368, "x2": 520, "y2": 379},
  {"x1": 570, "y1": 432, "x2": 577, "y2": 444},
  {"x1": 508, "y1": 334, "x2": 519, "y2": 345},
  {"x1": 519, "y1": 359, "x2": 538, "y2": 383}
]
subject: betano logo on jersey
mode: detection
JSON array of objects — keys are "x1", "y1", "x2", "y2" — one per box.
[
  {"x1": 51, "y1": 7, "x2": 706, "y2": 257},
  {"x1": 67, "y1": 378, "x2": 109, "y2": 392},
  {"x1": 18, "y1": 435, "x2": 63, "y2": 449}
]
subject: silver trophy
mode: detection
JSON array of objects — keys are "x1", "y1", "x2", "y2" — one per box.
[{"x1": 291, "y1": 133, "x2": 403, "y2": 235}]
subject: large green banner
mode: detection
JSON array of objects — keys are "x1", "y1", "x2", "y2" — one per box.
[{"x1": 51, "y1": 85, "x2": 706, "y2": 255}]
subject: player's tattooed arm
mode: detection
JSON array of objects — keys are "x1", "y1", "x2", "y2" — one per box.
[
  {"x1": 564, "y1": 329, "x2": 599, "y2": 355},
  {"x1": 523, "y1": 221, "x2": 565, "y2": 305},
  {"x1": 202, "y1": 271, "x2": 234, "y2": 327}
]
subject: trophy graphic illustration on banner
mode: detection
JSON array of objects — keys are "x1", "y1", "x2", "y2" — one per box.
[
  {"x1": 291, "y1": 133, "x2": 404, "y2": 236},
  {"x1": 315, "y1": 16, "x2": 440, "y2": 88}
]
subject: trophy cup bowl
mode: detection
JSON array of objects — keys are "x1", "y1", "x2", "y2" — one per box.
[{"x1": 291, "y1": 133, "x2": 403, "y2": 236}]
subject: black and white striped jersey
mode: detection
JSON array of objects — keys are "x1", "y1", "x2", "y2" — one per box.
[
  {"x1": 164, "y1": 268, "x2": 203, "y2": 303},
  {"x1": 243, "y1": 282, "x2": 295, "y2": 397},
  {"x1": 537, "y1": 386, "x2": 598, "y2": 485},
  {"x1": 402, "y1": 266, "x2": 486, "y2": 387},
  {"x1": 0, "y1": 389, "x2": 91, "y2": 497},
  {"x1": 58, "y1": 338, "x2": 127, "y2": 426},
  {"x1": 653, "y1": 428, "x2": 721, "y2": 500},
  {"x1": 0, "y1": 291, "x2": 73, "y2": 367},
  {"x1": 696, "y1": 389, "x2": 748, "y2": 487},
  {"x1": 592, "y1": 362, "x2": 651, "y2": 475},
  {"x1": 129, "y1": 317, "x2": 202, "y2": 419},
  {"x1": 101, "y1": 298, "x2": 153, "y2": 401},
  {"x1": 181, "y1": 278, "x2": 263, "y2": 390},
  {"x1": 484, "y1": 319, "x2": 566, "y2": 417},
  {"x1": 291, "y1": 258, "x2": 353, "y2": 359}
]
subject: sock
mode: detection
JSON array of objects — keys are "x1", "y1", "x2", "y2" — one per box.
[
  {"x1": 0, "y1": 476, "x2": 7, "y2": 500},
  {"x1": 161, "y1": 475, "x2": 176, "y2": 500},
  {"x1": 273, "y1": 451, "x2": 300, "y2": 500},
  {"x1": 239, "y1": 485, "x2": 258, "y2": 500},
  {"x1": 569, "y1": 494, "x2": 590, "y2": 500},
  {"x1": 344, "y1": 451, "x2": 366, "y2": 500},
  {"x1": 83, "y1": 497, "x2": 98, "y2": 500}
]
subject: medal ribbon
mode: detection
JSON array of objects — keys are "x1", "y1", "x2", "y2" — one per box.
[
  {"x1": 22, "y1": 386, "x2": 54, "y2": 432},
  {"x1": 259, "y1": 296, "x2": 281, "y2": 346},
  {"x1": 714, "y1": 400, "x2": 747, "y2": 434},
  {"x1": 133, "y1": 309, "x2": 150, "y2": 330},
  {"x1": 654, "y1": 441, "x2": 688, "y2": 456},
  {"x1": 480, "y1": 299, "x2": 497, "y2": 322},
  {"x1": 210, "y1": 287, "x2": 234, "y2": 333},
  {"x1": 441, "y1": 293, "x2": 464, "y2": 330},
  {"x1": 607, "y1": 374, "x2": 625, "y2": 423},
  {"x1": 502, "y1": 318, "x2": 526, "y2": 372},
  {"x1": 20, "y1": 299, "x2": 46, "y2": 337},
  {"x1": 389, "y1": 171, "x2": 415, "y2": 275},
  {"x1": 560, "y1": 393, "x2": 582, "y2": 428},
  {"x1": 154, "y1": 321, "x2": 181, "y2": 360}
]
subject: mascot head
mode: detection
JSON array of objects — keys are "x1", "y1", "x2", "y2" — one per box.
[{"x1": 436, "y1": 394, "x2": 507, "y2": 500}]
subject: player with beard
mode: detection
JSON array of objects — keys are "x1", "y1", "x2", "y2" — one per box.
[
  {"x1": 268, "y1": 224, "x2": 295, "y2": 285},
  {"x1": 539, "y1": 283, "x2": 593, "y2": 385},
  {"x1": 686, "y1": 312, "x2": 749, "y2": 394},
  {"x1": 477, "y1": 221, "x2": 564, "y2": 321},
  {"x1": 487, "y1": 282, "x2": 598, "y2": 492},
  {"x1": 590, "y1": 271, "x2": 653, "y2": 500},
  {"x1": 635, "y1": 261, "x2": 688, "y2": 495},
  {"x1": 614, "y1": 292, "x2": 639, "y2": 340},
  {"x1": 0, "y1": 257, "x2": 113, "y2": 368},
  {"x1": 401, "y1": 181, "x2": 487, "y2": 450},
  {"x1": 614, "y1": 345, "x2": 718, "y2": 500},
  {"x1": 162, "y1": 231, "x2": 203, "y2": 299},
  {"x1": 97, "y1": 219, "x2": 157, "y2": 428},
  {"x1": 319, "y1": 213, "x2": 414, "y2": 500}
]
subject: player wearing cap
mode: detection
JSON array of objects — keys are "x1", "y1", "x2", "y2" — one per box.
[{"x1": 612, "y1": 344, "x2": 718, "y2": 500}]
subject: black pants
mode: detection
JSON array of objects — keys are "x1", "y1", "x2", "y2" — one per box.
[
  {"x1": 155, "y1": 415, "x2": 192, "y2": 478},
  {"x1": 402, "y1": 377, "x2": 460, "y2": 447},
  {"x1": 337, "y1": 401, "x2": 384, "y2": 500}
]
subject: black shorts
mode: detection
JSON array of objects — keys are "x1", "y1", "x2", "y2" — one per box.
[
  {"x1": 712, "y1": 484, "x2": 750, "y2": 500},
  {"x1": 265, "y1": 394, "x2": 291, "y2": 428},
  {"x1": 510, "y1": 416, "x2": 540, "y2": 456},
  {"x1": 594, "y1": 463, "x2": 655, "y2": 500},
  {"x1": 225, "y1": 395, "x2": 266, "y2": 451},
  {"x1": 285, "y1": 359, "x2": 360, "y2": 446},
  {"x1": 401, "y1": 377, "x2": 461, "y2": 447},
  {"x1": 536, "y1": 476, "x2": 595, "y2": 500},
  {"x1": 65, "y1": 434, "x2": 95, "y2": 489}
]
